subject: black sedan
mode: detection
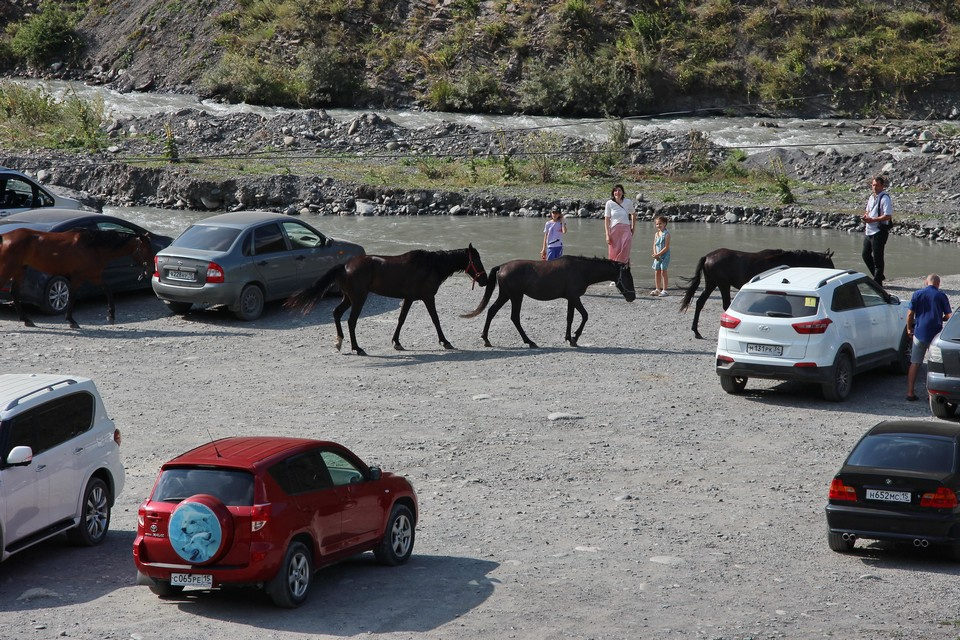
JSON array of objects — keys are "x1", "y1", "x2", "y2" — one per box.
[
  {"x1": 826, "y1": 420, "x2": 960, "y2": 559},
  {"x1": 0, "y1": 208, "x2": 173, "y2": 314}
]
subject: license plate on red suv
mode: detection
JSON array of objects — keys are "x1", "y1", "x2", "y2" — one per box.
[{"x1": 170, "y1": 573, "x2": 213, "y2": 587}]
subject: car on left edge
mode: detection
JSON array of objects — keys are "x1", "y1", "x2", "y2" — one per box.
[
  {"x1": 0, "y1": 167, "x2": 86, "y2": 217},
  {"x1": 826, "y1": 420, "x2": 960, "y2": 560},
  {"x1": 0, "y1": 374, "x2": 125, "y2": 561},
  {"x1": 134, "y1": 437, "x2": 417, "y2": 608},
  {"x1": 0, "y1": 208, "x2": 173, "y2": 314}
]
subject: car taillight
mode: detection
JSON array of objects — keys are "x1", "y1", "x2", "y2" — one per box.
[
  {"x1": 251, "y1": 503, "x2": 271, "y2": 531},
  {"x1": 720, "y1": 312, "x2": 740, "y2": 329},
  {"x1": 793, "y1": 318, "x2": 832, "y2": 334},
  {"x1": 829, "y1": 478, "x2": 856, "y2": 501},
  {"x1": 920, "y1": 487, "x2": 957, "y2": 508},
  {"x1": 206, "y1": 262, "x2": 225, "y2": 284},
  {"x1": 153, "y1": 255, "x2": 159, "y2": 278},
  {"x1": 137, "y1": 504, "x2": 145, "y2": 529},
  {"x1": 114, "y1": 428, "x2": 122, "y2": 446}
]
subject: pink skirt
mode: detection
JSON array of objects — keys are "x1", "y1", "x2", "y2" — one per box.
[{"x1": 607, "y1": 224, "x2": 633, "y2": 263}]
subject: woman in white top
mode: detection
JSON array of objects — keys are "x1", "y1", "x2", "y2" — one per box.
[{"x1": 604, "y1": 184, "x2": 636, "y2": 264}]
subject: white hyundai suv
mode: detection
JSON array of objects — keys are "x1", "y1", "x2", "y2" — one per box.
[
  {"x1": 716, "y1": 267, "x2": 909, "y2": 401},
  {"x1": 0, "y1": 374, "x2": 125, "y2": 560}
]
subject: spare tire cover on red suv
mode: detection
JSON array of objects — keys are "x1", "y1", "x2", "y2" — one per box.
[{"x1": 168, "y1": 494, "x2": 234, "y2": 565}]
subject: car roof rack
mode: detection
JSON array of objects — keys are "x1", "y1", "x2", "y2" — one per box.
[
  {"x1": 817, "y1": 270, "x2": 859, "y2": 288},
  {"x1": 749, "y1": 265, "x2": 791, "y2": 283},
  {"x1": 2, "y1": 378, "x2": 78, "y2": 412}
]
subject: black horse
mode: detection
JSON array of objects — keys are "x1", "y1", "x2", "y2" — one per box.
[
  {"x1": 680, "y1": 248, "x2": 835, "y2": 339},
  {"x1": 462, "y1": 256, "x2": 636, "y2": 348},
  {"x1": 285, "y1": 245, "x2": 487, "y2": 355}
]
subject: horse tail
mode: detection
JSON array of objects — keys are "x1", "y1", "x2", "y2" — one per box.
[
  {"x1": 284, "y1": 264, "x2": 345, "y2": 314},
  {"x1": 679, "y1": 256, "x2": 706, "y2": 312},
  {"x1": 461, "y1": 265, "x2": 499, "y2": 318}
]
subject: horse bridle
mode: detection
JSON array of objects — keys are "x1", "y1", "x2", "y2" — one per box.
[
  {"x1": 465, "y1": 250, "x2": 486, "y2": 290},
  {"x1": 615, "y1": 264, "x2": 634, "y2": 294}
]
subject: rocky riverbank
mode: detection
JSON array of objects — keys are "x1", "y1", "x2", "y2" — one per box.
[{"x1": 6, "y1": 107, "x2": 960, "y2": 243}]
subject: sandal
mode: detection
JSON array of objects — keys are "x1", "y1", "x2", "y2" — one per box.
[
  {"x1": 650, "y1": 289, "x2": 660, "y2": 296},
  {"x1": 906, "y1": 395, "x2": 919, "y2": 402}
]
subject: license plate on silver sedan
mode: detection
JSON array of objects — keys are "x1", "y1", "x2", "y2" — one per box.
[
  {"x1": 170, "y1": 573, "x2": 213, "y2": 588},
  {"x1": 866, "y1": 489, "x2": 911, "y2": 503},
  {"x1": 167, "y1": 270, "x2": 196, "y2": 282},
  {"x1": 747, "y1": 343, "x2": 783, "y2": 356}
]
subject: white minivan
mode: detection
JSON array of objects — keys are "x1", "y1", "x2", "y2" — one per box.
[{"x1": 0, "y1": 374, "x2": 124, "y2": 560}]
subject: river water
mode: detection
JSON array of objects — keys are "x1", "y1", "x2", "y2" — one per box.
[{"x1": 109, "y1": 205, "x2": 953, "y2": 284}]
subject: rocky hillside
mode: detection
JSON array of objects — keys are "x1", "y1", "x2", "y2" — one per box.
[{"x1": 3, "y1": 1, "x2": 960, "y2": 118}]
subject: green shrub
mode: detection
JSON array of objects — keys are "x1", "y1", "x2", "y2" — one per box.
[
  {"x1": 451, "y1": 69, "x2": 506, "y2": 113},
  {"x1": 9, "y1": 3, "x2": 82, "y2": 67},
  {"x1": 298, "y1": 45, "x2": 365, "y2": 106},
  {"x1": 423, "y1": 78, "x2": 455, "y2": 111},
  {"x1": 0, "y1": 82, "x2": 105, "y2": 151},
  {"x1": 200, "y1": 53, "x2": 306, "y2": 106}
]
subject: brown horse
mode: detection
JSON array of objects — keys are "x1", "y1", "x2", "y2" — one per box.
[
  {"x1": 462, "y1": 256, "x2": 636, "y2": 348},
  {"x1": 680, "y1": 247, "x2": 835, "y2": 339},
  {"x1": 0, "y1": 228, "x2": 154, "y2": 328},
  {"x1": 285, "y1": 245, "x2": 487, "y2": 355}
]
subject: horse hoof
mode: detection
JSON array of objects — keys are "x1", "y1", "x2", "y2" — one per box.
[
  {"x1": 482, "y1": 339, "x2": 493, "y2": 348},
  {"x1": 442, "y1": 342, "x2": 454, "y2": 350},
  {"x1": 23, "y1": 320, "x2": 35, "y2": 328},
  {"x1": 528, "y1": 343, "x2": 539, "y2": 349},
  {"x1": 694, "y1": 332, "x2": 704, "y2": 340},
  {"x1": 394, "y1": 343, "x2": 405, "y2": 351},
  {"x1": 335, "y1": 338, "x2": 343, "y2": 351},
  {"x1": 355, "y1": 348, "x2": 367, "y2": 356},
  {"x1": 570, "y1": 340, "x2": 579, "y2": 348},
  {"x1": 69, "y1": 323, "x2": 80, "y2": 330}
]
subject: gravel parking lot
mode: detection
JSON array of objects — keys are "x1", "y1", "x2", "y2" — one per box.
[{"x1": 1, "y1": 273, "x2": 958, "y2": 640}]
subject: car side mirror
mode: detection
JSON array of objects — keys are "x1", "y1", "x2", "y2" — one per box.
[
  {"x1": 888, "y1": 295, "x2": 900, "y2": 305},
  {"x1": 6, "y1": 445, "x2": 33, "y2": 466},
  {"x1": 368, "y1": 466, "x2": 382, "y2": 481}
]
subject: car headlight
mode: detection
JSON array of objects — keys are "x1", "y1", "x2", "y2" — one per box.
[{"x1": 929, "y1": 343, "x2": 943, "y2": 364}]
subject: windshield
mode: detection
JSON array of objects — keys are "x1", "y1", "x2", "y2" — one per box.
[
  {"x1": 847, "y1": 434, "x2": 956, "y2": 473},
  {"x1": 173, "y1": 225, "x2": 241, "y2": 252}
]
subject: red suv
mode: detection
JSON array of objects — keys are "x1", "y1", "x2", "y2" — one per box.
[{"x1": 133, "y1": 437, "x2": 417, "y2": 607}]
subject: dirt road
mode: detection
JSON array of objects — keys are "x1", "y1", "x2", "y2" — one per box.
[{"x1": 0, "y1": 273, "x2": 957, "y2": 639}]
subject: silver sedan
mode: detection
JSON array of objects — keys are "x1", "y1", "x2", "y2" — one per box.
[{"x1": 152, "y1": 211, "x2": 364, "y2": 320}]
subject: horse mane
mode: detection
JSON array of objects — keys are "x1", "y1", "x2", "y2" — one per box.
[{"x1": 77, "y1": 229, "x2": 139, "y2": 250}]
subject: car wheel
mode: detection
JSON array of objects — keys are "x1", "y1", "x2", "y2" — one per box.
[
  {"x1": 268, "y1": 541, "x2": 312, "y2": 608},
  {"x1": 40, "y1": 276, "x2": 71, "y2": 315},
  {"x1": 719, "y1": 375, "x2": 747, "y2": 394},
  {"x1": 827, "y1": 531, "x2": 855, "y2": 553},
  {"x1": 930, "y1": 395, "x2": 958, "y2": 420},
  {"x1": 163, "y1": 300, "x2": 192, "y2": 315},
  {"x1": 374, "y1": 504, "x2": 415, "y2": 566},
  {"x1": 149, "y1": 581, "x2": 185, "y2": 598},
  {"x1": 67, "y1": 478, "x2": 111, "y2": 546},
  {"x1": 890, "y1": 329, "x2": 910, "y2": 374},
  {"x1": 234, "y1": 284, "x2": 264, "y2": 321},
  {"x1": 822, "y1": 352, "x2": 853, "y2": 402}
]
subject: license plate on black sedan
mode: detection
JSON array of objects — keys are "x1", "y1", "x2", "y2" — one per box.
[
  {"x1": 170, "y1": 573, "x2": 213, "y2": 588},
  {"x1": 747, "y1": 343, "x2": 783, "y2": 356},
  {"x1": 866, "y1": 489, "x2": 911, "y2": 504},
  {"x1": 166, "y1": 269, "x2": 196, "y2": 282}
]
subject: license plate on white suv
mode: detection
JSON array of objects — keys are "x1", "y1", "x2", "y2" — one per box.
[
  {"x1": 747, "y1": 343, "x2": 783, "y2": 356},
  {"x1": 170, "y1": 573, "x2": 213, "y2": 588},
  {"x1": 865, "y1": 489, "x2": 911, "y2": 503}
]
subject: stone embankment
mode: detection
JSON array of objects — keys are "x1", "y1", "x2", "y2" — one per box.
[{"x1": 5, "y1": 107, "x2": 960, "y2": 243}]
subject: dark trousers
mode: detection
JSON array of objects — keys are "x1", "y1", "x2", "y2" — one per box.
[{"x1": 862, "y1": 228, "x2": 889, "y2": 284}]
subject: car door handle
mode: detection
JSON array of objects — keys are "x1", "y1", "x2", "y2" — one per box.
[
  {"x1": 74, "y1": 447, "x2": 84, "y2": 454},
  {"x1": 256, "y1": 260, "x2": 269, "y2": 266},
  {"x1": 36, "y1": 464, "x2": 46, "y2": 471}
]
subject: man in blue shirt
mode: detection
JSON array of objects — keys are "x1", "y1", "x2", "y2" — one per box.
[{"x1": 906, "y1": 273, "x2": 952, "y2": 401}]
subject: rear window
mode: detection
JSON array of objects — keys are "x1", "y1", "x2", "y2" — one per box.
[
  {"x1": 152, "y1": 468, "x2": 254, "y2": 506},
  {"x1": 173, "y1": 225, "x2": 241, "y2": 252},
  {"x1": 846, "y1": 434, "x2": 956, "y2": 473},
  {"x1": 730, "y1": 291, "x2": 819, "y2": 318}
]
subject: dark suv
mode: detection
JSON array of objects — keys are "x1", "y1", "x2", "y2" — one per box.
[{"x1": 133, "y1": 437, "x2": 417, "y2": 607}]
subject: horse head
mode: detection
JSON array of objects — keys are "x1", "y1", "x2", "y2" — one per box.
[
  {"x1": 465, "y1": 244, "x2": 489, "y2": 287},
  {"x1": 615, "y1": 263, "x2": 636, "y2": 302},
  {"x1": 823, "y1": 248, "x2": 835, "y2": 268}
]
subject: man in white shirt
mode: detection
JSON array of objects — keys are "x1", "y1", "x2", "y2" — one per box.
[{"x1": 861, "y1": 175, "x2": 893, "y2": 286}]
